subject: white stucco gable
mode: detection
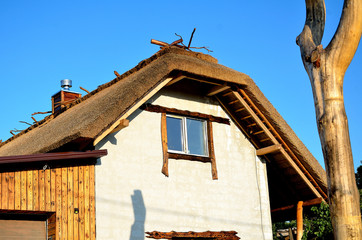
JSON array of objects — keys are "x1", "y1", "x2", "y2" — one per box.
[{"x1": 95, "y1": 88, "x2": 272, "y2": 240}]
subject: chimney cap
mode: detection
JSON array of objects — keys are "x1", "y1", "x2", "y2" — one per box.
[{"x1": 61, "y1": 79, "x2": 72, "y2": 90}]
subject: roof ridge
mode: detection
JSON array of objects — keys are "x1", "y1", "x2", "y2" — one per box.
[{"x1": 0, "y1": 47, "x2": 216, "y2": 148}]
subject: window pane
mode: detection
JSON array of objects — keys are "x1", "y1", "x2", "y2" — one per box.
[
  {"x1": 166, "y1": 116, "x2": 183, "y2": 152},
  {"x1": 186, "y1": 118, "x2": 207, "y2": 156}
]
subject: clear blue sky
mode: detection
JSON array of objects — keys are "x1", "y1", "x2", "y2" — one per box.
[{"x1": 0, "y1": 1, "x2": 361, "y2": 170}]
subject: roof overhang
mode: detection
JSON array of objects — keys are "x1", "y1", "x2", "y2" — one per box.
[{"x1": 0, "y1": 150, "x2": 107, "y2": 165}]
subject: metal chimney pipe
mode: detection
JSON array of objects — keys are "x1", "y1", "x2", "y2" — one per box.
[{"x1": 61, "y1": 79, "x2": 72, "y2": 90}]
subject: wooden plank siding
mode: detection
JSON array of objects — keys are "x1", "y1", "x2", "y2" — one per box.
[{"x1": 0, "y1": 164, "x2": 95, "y2": 240}]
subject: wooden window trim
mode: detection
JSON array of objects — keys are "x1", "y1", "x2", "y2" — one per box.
[
  {"x1": 142, "y1": 103, "x2": 230, "y2": 125},
  {"x1": 168, "y1": 152, "x2": 211, "y2": 163},
  {"x1": 160, "y1": 109, "x2": 218, "y2": 180}
]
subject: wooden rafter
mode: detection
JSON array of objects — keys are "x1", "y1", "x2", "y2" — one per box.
[
  {"x1": 232, "y1": 89, "x2": 327, "y2": 199},
  {"x1": 256, "y1": 144, "x2": 282, "y2": 156},
  {"x1": 165, "y1": 75, "x2": 186, "y2": 86},
  {"x1": 215, "y1": 95, "x2": 260, "y2": 149},
  {"x1": 271, "y1": 197, "x2": 323, "y2": 213},
  {"x1": 110, "y1": 119, "x2": 129, "y2": 133},
  {"x1": 206, "y1": 84, "x2": 230, "y2": 96}
]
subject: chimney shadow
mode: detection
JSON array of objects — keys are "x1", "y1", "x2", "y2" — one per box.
[{"x1": 130, "y1": 190, "x2": 146, "y2": 240}]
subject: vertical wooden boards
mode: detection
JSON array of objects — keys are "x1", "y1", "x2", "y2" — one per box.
[
  {"x1": 0, "y1": 173, "x2": 1, "y2": 209},
  {"x1": 33, "y1": 170, "x2": 39, "y2": 211},
  {"x1": 84, "y1": 165, "x2": 90, "y2": 239},
  {"x1": 68, "y1": 167, "x2": 74, "y2": 240},
  {"x1": 55, "y1": 168, "x2": 62, "y2": 240},
  {"x1": 51, "y1": 169, "x2": 56, "y2": 212},
  {"x1": 39, "y1": 170, "x2": 45, "y2": 211},
  {"x1": 27, "y1": 171, "x2": 33, "y2": 210},
  {"x1": 0, "y1": 164, "x2": 96, "y2": 240},
  {"x1": 79, "y1": 166, "x2": 85, "y2": 240},
  {"x1": 45, "y1": 169, "x2": 51, "y2": 211},
  {"x1": 89, "y1": 165, "x2": 95, "y2": 240},
  {"x1": 20, "y1": 171, "x2": 27, "y2": 210},
  {"x1": 1, "y1": 173, "x2": 8, "y2": 209},
  {"x1": 73, "y1": 166, "x2": 79, "y2": 240},
  {"x1": 14, "y1": 171, "x2": 20, "y2": 210},
  {"x1": 161, "y1": 112, "x2": 169, "y2": 177},
  {"x1": 8, "y1": 172, "x2": 15, "y2": 210},
  {"x1": 61, "y1": 167, "x2": 68, "y2": 240}
]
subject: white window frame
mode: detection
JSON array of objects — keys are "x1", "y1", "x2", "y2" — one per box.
[{"x1": 166, "y1": 114, "x2": 209, "y2": 157}]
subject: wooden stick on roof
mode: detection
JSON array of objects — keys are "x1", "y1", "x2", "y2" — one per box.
[
  {"x1": 151, "y1": 28, "x2": 212, "y2": 53},
  {"x1": 79, "y1": 86, "x2": 90, "y2": 94},
  {"x1": 32, "y1": 111, "x2": 51, "y2": 116},
  {"x1": 187, "y1": 28, "x2": 196, "y2": 49}
]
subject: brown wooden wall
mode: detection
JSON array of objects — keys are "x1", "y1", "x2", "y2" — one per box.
[{"x1": 0, "y1": 164, "x2": 95, "y2": 240}]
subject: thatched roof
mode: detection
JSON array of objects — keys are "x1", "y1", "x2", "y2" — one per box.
[
  {"x1": 0, "y1": 47, "x2": 251, "y2": 155},
  {"x1": 0, "y1": 46, "x2": 327, "y2": 219}
]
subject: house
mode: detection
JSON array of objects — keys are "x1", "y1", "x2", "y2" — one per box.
[{"x1": 0, "y1": 47, "x2": 328, "y2": 240}]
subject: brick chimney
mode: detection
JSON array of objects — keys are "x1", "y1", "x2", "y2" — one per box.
[{"x1": 51, "y1": 79, "x2": 81, "y2": 113}]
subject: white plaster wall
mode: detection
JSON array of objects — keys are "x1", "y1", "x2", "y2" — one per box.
[{"x1": 95, "y1": 89, "x2": 272, "y2": 240}]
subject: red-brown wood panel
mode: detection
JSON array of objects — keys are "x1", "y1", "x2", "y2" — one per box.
[{"x1": 0, "y1": 164, "x2": 95, "y2": 240}]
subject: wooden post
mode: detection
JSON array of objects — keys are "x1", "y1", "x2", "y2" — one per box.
[
  {"x1": 161, "y1": 113, "x2": 169, "y2": 177},
  {"x1": 296, "y1": 201, "x2": 304, "y2": 240}
]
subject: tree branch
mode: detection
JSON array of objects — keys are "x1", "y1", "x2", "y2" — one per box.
[
  {"x1": 297, "y1": 0, "x2": 325, "y2": 55},
  {"x1": 326, "y1": 0, "x2": 362, "y2": 75},
  {"x1": 297, "y1": 0, "x2": 326, "y2": 118}
]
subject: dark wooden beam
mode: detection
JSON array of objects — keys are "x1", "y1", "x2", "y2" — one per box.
[
  {"x1": 146, "y1": 230, "x2": 240, "y2": 239},
  {"x1": 141, "y1": 104, "x2": 230, "y2": 125},
  {"x1": 271, "y1": 197, "x2": 323, "y2": 213},
  {"x1": 168, "y1": 153, "x2": 211, "y2": 163}
]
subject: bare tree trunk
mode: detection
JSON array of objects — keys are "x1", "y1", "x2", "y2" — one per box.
[{"x1": 297, "y1": 0, "x2": 362, "y2": 239}]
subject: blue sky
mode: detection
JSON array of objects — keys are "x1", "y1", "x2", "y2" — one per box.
[{"x1": 0, "y1": 1, "x2": 361, "y2": 170}]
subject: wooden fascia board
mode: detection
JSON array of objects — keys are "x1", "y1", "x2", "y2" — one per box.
[
  {"x1": 231, "y1": 90, "x2": 324, "y2": 199},
  {"x1": 93, "y1": 77, "x2": 174, "y2": 146},
  {"x1": 0, "y1": 150, "x2": 108, "y2": 165}
]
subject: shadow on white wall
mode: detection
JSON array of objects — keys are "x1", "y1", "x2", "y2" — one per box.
[{"x1": 130, "y1": 190, "x2": 146, "y2": 240}]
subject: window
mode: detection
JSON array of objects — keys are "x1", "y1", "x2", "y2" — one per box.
[
  {"x1": 166, "y1": 115, "x2": 208, "y2": 156},
  {"x1": 161, "y1": 113, "x2": 218, "y2": 180},
  {"x1": 141, "y1": 103, "x2": 230, "y2": 180}
]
